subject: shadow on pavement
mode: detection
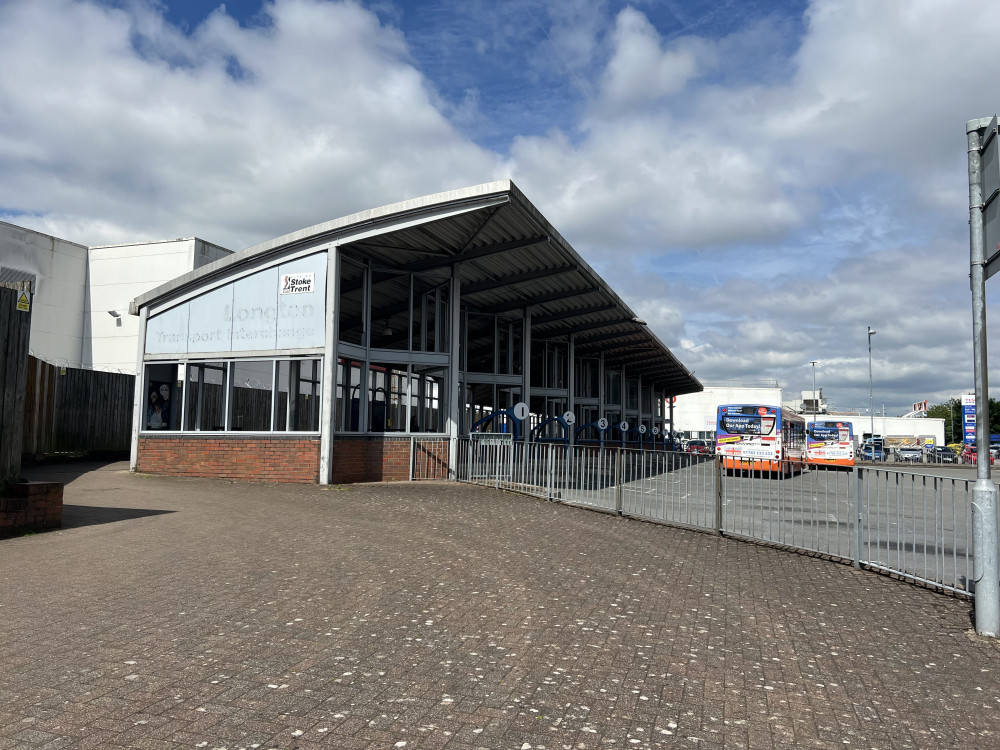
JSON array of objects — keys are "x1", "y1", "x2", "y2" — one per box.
[
  {"x1": 61, "y1": 505, "x2": 175, "y2": 529},
  {"x1": 19, "y1": 460, "x2": 127, "y2": 485}
]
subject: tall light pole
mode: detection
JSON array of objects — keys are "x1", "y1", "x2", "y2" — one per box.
[
  {"x1": 809, "y1": 360, "x2": 818, "y2": 423},
  {"x1": 867, "y1": 327, "x2": 876, "y2": 440}
]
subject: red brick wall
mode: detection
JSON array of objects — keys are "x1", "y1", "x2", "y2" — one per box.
[
  {"x1": 137, "y1": 435, "x2": 451, "y2": 484},
  {"x1": 1, "y1": 482, "x2": 63, "y2": 537},
  {"x1": 331, "y1": 438, "x2": 412, "y2": 483},
  {"x1": 137, "y1": 435, "x2": 320, "y2": 483}
]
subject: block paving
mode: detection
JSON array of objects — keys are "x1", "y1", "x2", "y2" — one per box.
[{"x1": 1, "y1": 461, "x2": 999, "y2": 749}]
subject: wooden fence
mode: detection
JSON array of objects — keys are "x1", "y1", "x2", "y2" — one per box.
[
  {"x1": 22, "y1": 356, "x2": 135, "y2": 457},
  {"x1": 1, "y1": 286, "x2": 32, "y2": 486}
]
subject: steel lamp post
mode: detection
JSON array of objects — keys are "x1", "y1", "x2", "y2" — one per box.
[{"x1": 867, "y1": 327, "x2": 876, "y2": 441}]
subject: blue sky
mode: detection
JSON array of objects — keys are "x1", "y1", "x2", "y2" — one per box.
[{"x1": 1, "y1": 0, "x2": 999, "y2": 416}]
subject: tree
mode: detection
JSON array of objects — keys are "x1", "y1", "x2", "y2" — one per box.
[{"x1": 927, "y1": 397, "x2": 1000, "y2": 444}]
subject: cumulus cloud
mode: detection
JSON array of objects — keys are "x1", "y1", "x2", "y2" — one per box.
[
  {"x1": 2, "y1": 0, "x2": 999, "y2": 415},
  {"x1": 0, "y1": 0, "x2": 500, "y2": 248}
]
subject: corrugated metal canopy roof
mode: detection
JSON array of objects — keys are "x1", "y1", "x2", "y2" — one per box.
[{"x1": 132, "y1": 180, "x2": 701, "y2": 396}]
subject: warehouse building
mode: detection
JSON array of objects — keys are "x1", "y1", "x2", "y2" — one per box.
[{"x1": 129, "y1": 181, "x2": 702, "y2": 484}]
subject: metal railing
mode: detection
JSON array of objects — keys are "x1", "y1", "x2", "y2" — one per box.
[
  {"x1": 445, "y1": 438, "x2": 987, "y2": 597},
  {"x1": 410, "y1": 437, "x2": 451, "y2": 480},
  {"x1": 858, "y1": 468, "x2": 974, "y2": 595}
]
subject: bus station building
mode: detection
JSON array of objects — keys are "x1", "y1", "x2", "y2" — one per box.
[{"x1": 128, "y1": 181, "x2": 703, "y2": 484}]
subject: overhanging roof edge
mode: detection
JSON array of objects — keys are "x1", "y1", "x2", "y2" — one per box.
[{"x1": 130, "y1": 181, "x2": 514, "y2": 315}]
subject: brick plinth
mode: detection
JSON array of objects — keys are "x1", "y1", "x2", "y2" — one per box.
[
  {"x1": 331, "y1": 437, "x2": 413, "y2": 484},
  {"x1": 1, "y1": 482, "x2": 63, "y2": 537},
  {"x1": 137, "y1": 435, "x2": 320, "y2": 483}
]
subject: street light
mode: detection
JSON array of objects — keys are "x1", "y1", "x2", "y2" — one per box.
[
  {"x1": 868, "y1": 327, "x2": 877, "y2": 441},
  {"x1": 809, "y1": 360, "x2": 818, "y2": 423}
]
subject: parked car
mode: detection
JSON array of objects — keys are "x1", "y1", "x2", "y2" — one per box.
[
  {"x1": 861, "y1": 444, "x2": 886, "y2": 461},
  {"x1": 896, "y1": 447, "x2": 923, "y2": 463},
  {"x1": 930, "y1": 446, "x2": 959, "y2": 464},
  {"x1": 961, "y1": 445, "x2": 994, "y2": 465},
  {"x1": 990, "y1": 443, "x2": 1000, "y2": 459},
  {"x1": 686, "y1": 439, "x2": 712, "y2": 454}
]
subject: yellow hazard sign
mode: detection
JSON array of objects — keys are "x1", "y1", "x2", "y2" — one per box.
[{"x1": 15, "y1": 291, "x2": 30, "y2": 312}]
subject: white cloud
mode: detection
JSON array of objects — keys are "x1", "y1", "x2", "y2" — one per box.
[
  {"x1": 0, "y1": 0, "x2": 500, "y2": 248},
  {"x1": 597, "y1": 7, "x2": 709, "y2": 112},
  {"x1": 3, "y1": 0, "x2": 1000, "y2": 414}
]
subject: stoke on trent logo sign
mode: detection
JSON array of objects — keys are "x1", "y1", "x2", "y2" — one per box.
[{"x1": 281, "y1": 272, "x2": 314, "y2": 295}]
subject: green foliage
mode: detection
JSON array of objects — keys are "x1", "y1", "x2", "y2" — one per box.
[{"x1": 927, "y1": 397, "x2": 1000, "y2": 444}]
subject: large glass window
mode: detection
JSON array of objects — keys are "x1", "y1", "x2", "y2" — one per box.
[
  {"x1": 575, "y1": 358, "x2": 599, "y2": 400},
  {"x1": 338, "y1": 257, "x2": 366, "y2": 346},
  {"x1": 231, "y1": 360, "x2": 274, "y2": 431},
  {"x1": 368, "y1": 362, "x2": 408, "y2": 432},
  {"x1": 412, "y1": 276, "x2": 449, "y2": 353},
  {"x1": 144, "y1": 358, "x2": 322, "y2": 433},
  {"x1": 276, "y1": 359, "x2": 322, "y2": 432},
  {"x1": 626, "y1": 379, "x2": 639, "y2": 411},
  {"x1": 605, "y1": 369, "x2": 622, "y2": 406},
  {"x1": 143, "y1": 363, "x2": 183, "y2": 431},
  {"x1": 410, "y1": 366, "x2": 446, "y2": 432},
  {"x1": 336, "y1": 358, "x2": 363, "y2": 432},
  {"x1": 185, "y1": 362, "x2": 227, "y2": 431},
  {"x1": 369, "y1": 270, "x2": 410, "y2": 351},
  {"x1": 467, "y1": 313, "x2": 496, "y2": 373}
]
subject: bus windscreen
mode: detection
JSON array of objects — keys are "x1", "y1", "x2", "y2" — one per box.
[{"x1": 719, "y1": 415, "x2": 776, "y2": 437}]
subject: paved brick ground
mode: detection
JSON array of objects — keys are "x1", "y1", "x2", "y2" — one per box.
[{"x1": 2, "y1": 462, "x2": 999, "y2": 750}]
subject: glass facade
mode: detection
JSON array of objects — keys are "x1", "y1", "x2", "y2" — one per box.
[{"x1": 141, "y1": 358, "x2": 322, "y2": 433}]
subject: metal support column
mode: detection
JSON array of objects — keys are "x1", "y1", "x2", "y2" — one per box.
[
  {"x1": 967, "y1": 117, "x2": 999, "y2": 636},
  {"x1": 568, "y1": 333, "x2": 576, "y2": 446},
  {"x1": 319, "y1": 246, "x2": 340, "y2": 485},
  {"x1": 447, "y1": 269, "x2": 462, "y2": 479},
  {"x1": 522, "y1": 309, "x2": 532, "y2": 443}
]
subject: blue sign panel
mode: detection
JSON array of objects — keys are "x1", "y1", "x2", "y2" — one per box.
[{"x1": 962, "y1": 394, "x2": 977, "y2": 444}]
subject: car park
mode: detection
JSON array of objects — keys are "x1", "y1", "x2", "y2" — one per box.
[
  {"x1": 896, "y1": 446, "x2": 923, "y2": 463},
  {"x1": 930, "y1": 446, "x2": 959, "y2": 464}
]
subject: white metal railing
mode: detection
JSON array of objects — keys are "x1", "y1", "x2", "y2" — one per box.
[{"x1": 447, "y1": 439, "x2": 985, "y2": 597}]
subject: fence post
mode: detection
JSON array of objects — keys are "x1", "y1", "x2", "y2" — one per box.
[
  {"x1": 409, "y1": 436, "x2": 415, "y2": 481},
  {"x1": 853, "y1": 466, "x2": 863, "y2": 569},
  {"x1": 615, "y1": 447, "x2": 624, "y2": 516},
  {"x1": 546, "y1": 444, "x2": 554, "y2": 500},
  {"x1": 714, "y1": 455, "x2": 724, "y2": 536}
]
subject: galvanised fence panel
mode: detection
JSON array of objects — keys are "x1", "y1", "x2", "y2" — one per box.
[
  {"x1": 453, "y1": 439, "x2": 988, "y2": 598},
  {"x1": 410, "y1": 437, "x2": 451, "y2": 480},
  {"x1": 549, "y1": 444, "x2": 619, "y2": 512},
  {"x1": 858, "y1": 468, "x2": 975, "y2": 595},
  {"x1": 720, "y1": 463, "x2": 856, "y2": 561},
  {"x1": 619, "y1": 449, "x2": 716, "y2": 528}
]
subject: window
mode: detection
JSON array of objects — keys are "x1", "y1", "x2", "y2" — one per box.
[
  {"x1": 626, "y1": 379, "x2": 639, "y2": 411},
  {"x1": 370, "y1": 269, "x2": 410, "y2": 351},
  {"x1": 410, "y1": 365, "x2": 446, "y2": 432},
  {"x1": 368, "y1": 362, "x2": 409, "y2": 432},
  {"x1": 185, "y1": 362, "x2": 227, "y2": 431},
  {"x1": 144, "y1": 358, "x2": 322, "y2": 433},
  {"x1": 276, "y1": 360, "x2": 322, "y2": 432},
  {"x1": 143, "y1": 363, "x2": 183, "y2": 431},
  {"x1": 336, "y1": 358, "x2": 363, "y2": 432},
  {"x1": 231, "y1": 360, "x2": 274, "y2": 431},
  {"x1": 338, "y1": 257, "x2": 366, "y2": 346},
  {"x1": 605, "y1": 369, "x2": 622, "y2": 406}
]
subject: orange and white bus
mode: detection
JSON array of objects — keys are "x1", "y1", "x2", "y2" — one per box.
[
  {"x1": 806, "y1": 420, "x2": 855, "y2": 468},
  {"x1": 715, "y1": 404, "x2": 806, "y2": 474}
]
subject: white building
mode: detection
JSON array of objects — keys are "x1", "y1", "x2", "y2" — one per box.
[
  {"x1": 0, "y1": 221, "x2": 231, "y2": 373},
  {"x1": 672, "y1": 384, "x2": 783, "y2": 438},
  {"x1": 673, "y1": 383, "x2": 945, "y2": 447}
]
